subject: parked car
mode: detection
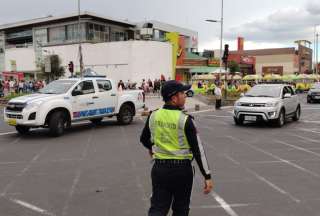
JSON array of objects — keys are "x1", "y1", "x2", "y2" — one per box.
[
  {"x1": 4, "y1": 77, "x2": 145, "y2": 136},
  {"x1": 307, "y1": 82, "x2": 320, "y2": 103},
  {"x1": 233, "y1": 84, "x2": 301, "y2": 127}
]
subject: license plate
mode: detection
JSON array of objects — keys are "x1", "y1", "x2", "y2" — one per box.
[
  {"x1": 7, "y1": 119, "x2": 17, "y2": 126},
  {"x1": 315, "y1": 96, "x2": 320, "y2": 99},
  {"x1": 245, "y1": 116, "x2": 257, "y2": 121}
]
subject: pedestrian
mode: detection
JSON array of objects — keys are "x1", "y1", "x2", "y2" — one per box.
[
  {"x1": 140, "y1": 80, "x2": 213, "y2": 216},
  {"x1": 214, "y1": 84, "x2": 222, "y2": 110}
]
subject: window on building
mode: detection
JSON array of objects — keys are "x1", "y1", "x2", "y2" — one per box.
[
  {"x1": 111, "y1": 30, "x2": 128, "y2": 41},
  {"x1": 66, "y1": 23, "x2": 86, "y2": 42},
  {"x1": 48, "y1": 26, "x2": 66, "y2": 43},
  {"x1": 88, "y1": 23, "x2": 109, "y2": 42}
]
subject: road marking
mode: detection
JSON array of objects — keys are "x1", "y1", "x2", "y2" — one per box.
[
  {"x1": 1, "y1": 146, "x2": 48, "y2": 196},
  {"x1": 61, "y1": 128, "x2": 93, "y2": 216},
  {"x1": 287, "y1": 133, "x2": 319, "y2": 143},
  {"x1": 204, "y1": 114, "x2": 231, "y2": 118},
  {"x1": 298, "y1": 128, "x2": 320, "y2": 135},
  {"x1": 191, "y1": 203, "x2": 258, "y2": 209},
  {"x1": 275, "y1": 140, "x2": 320, "y2": 158},
  {"x1": 210, "y1": 191, "x2": 239, "y2": 216},
  {"x1": 0, "y1": 131, "x2": 16, "y2": 136},
  {"x1": 225, "y1": 154, "x2": 300, "y2": 203},
  {"x1": 226, "y1": 136, "x2": 320, "y2": 179},
  {"x1": 188, "y1": 109, "x2": 215, "y2": 114},
  {"x1": 10, "y1": 198, "x2": 56, "y2": 216},
  {"x1": 301, "y1": 120, "x2": 320, "y2": 124}
]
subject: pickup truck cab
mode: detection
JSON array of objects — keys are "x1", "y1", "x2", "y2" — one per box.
[
  {"x1": 233, "y1": 84, "x2": 301, "y2": 127},
  {"x1": 4, "y1": 77, "x2": 144, "y2": 136}
]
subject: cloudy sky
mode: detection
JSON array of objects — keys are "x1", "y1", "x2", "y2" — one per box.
[{"x1": 1, "y1": 0, "x2": 320, "y2": 52}]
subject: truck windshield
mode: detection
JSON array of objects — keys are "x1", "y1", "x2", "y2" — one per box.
[
  {"x1": 39, "y1": 80, "x2": 77, "y2": 94},
  {"x1": 245, "y1": 86, "x2": 281, "y2": 98}
]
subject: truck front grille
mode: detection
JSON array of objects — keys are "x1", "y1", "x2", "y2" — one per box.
[
  {"x1": 6, "y1": 102, "x2": 26, "y2": 112},
  {"x1": 7, "y1": 114, "x2": 23, "y2": 119}
]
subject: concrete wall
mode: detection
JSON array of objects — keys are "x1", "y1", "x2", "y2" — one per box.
[
  {"x1": 3, "y1": 41, "x2": 172, "y2": 83},
  {"x1": 5, "y1": 47, "x2": 36, "y2": 72},
  {"x1": 254, "y1": 54, "x2": 298, "y2": 75}
]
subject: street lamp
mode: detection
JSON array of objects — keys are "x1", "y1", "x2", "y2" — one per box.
[
  {"x1": 314, "y1": 25, "x2": 320, "y2": 74},
  {"x1": 206, "y1": 0, "x2": 225, "y2": 98}
]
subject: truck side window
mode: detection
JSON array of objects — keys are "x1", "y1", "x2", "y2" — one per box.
[
  {"x1": 74, "y1": 81, "x2": 95, "y2": 95},
  {"x1": 288, "y1": 86, "x2": 295, "y2": 95},
  {"x1": 97, "y1": 80, "x2": 112, "y2": 92}
]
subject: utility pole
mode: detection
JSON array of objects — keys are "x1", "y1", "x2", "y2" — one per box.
[
  {"x1": 78, "y1": 0, "x2": 84, "y2": 77},
  {"x1": 317, "y1": 33, "x2": 319, "y2": 74}
]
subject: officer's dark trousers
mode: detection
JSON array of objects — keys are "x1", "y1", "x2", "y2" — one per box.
[{"x1": 148, "y1": 160, "x2": 193, "y2": 216}]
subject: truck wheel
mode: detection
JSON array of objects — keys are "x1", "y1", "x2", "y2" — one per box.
[
  {"x1": 16, "y1": 125, "x2": 30, "y2": 135},
  {"x1": 234, "y1": 117, "x2": 243, "y2": 126},
  {"x1": 292, "y1": 106, "x2": 301, "y2": 121},
  {"x1": 117, "y1": 104, "x2": 134, "y2": 125},
  {"x1": 275, "y1": 109, "x2": 285, "y2": 128},
  {"x1": 48, "y1": 111, "x2": 66, "y2": 137},
  {"x1": 90, "y1": 118, "x2": 103, "y2": 125}
]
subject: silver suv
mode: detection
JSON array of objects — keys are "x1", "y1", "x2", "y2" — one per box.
[{"x1": 233, "y1": 84, "x2": 301, "y2": 127}]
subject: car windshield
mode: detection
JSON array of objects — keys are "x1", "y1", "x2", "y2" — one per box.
[
  {"x1": 311, "y1": 83, "x2": 320, "y2": 89},
  {"x1": 39, "y1": 80, "x2": 77, "y2": 94},
  {"x1": 245, "y1": 85, "x2": 282, "y2": 98}
]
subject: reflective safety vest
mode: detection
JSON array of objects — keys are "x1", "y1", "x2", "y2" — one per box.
[{"x1": 149, "y1": 108, "x2": 193, "y2": 160}]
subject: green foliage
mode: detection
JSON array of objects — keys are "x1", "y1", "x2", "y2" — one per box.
[{"x1": 228, "y1": 60, "x2": 240, "y2": 74}]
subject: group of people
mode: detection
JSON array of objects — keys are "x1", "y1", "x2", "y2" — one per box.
[
  {"x1": 0, "y1": 79, "x2": 46, "y2": 97},
  {"x1": 117, "y1": 77, "x2": 167, "y2": 95}
]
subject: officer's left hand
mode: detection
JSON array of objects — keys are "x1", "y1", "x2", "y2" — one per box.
[{"x1": 148, "y1": 149, "x2": 153, "y2": 158}]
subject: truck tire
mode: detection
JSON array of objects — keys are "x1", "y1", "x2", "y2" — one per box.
[
  {"x1": 117, "y1": 104, "x2": 134, "y2": 125},
  {"x1": 16, "y1": 125, "x2": 30, "y2": 135},
  {"x1": 48, "y1": 111, "x2": 66, "y2": 137},
  {"x1": 292, "y1": 106, "x2": 301, "y2": 121},
  {"x1": 90, "y1": 118, "x2": 103, "y2": 125},
  {"x1": 275, "y1": 109, "x2": 285, "y2": 128},
  {"x1": 234, "y1": 117, "x2": 243, "y2": 126}
]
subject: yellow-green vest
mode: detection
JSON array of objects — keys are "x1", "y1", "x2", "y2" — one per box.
[{"x1": 149, "y1": 108, "x2": 193, "y2": 160}]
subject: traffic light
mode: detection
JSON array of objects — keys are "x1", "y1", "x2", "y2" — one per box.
[
  {"x1": 222, "y1": 44, "x2": 229, "y2": 64},
  {"x1": 68, "y1": 61, "x2": 74, "y2": 74}
]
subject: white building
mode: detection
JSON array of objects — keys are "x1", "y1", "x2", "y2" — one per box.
[{"x1": 0, "y1": 12, "x2": 197, "y2": 82}]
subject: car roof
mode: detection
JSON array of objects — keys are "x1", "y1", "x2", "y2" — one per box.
[{"x1": 58, "y1": 77, "x2": 111, "y2": 82}]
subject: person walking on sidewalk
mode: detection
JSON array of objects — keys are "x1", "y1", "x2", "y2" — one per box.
[
  {"x1": 140, "y1": 80, "x2": 213, "y2": 216},
  {"x1": 214, "y1": 84, "x2": 222, "y2": 110}
]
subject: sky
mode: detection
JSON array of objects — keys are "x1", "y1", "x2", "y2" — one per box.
[{"x1": 1, "y1": 0, "x2": 320, "y2": 53}]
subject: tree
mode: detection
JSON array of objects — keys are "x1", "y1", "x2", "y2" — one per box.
[
  {"x1": 41, "y1": 55, "x2": 65, "y2": 82},
  {"x1": 228, "y1": 60, "x2": 240, "y2": 75}
]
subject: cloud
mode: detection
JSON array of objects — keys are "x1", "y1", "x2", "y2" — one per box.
[{"x1": 224, "y1": 2, "x2": 320, "y2": 44}]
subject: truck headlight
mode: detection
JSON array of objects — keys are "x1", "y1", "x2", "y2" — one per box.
[
  {"x1": 234, "y1": 101, "x2": 241, "y2": 106},
  {"x1": 265, "y1": 102, "x2": 279, "y2": 107},
  {"x1": 24, "y1": 101, "x2": 44, "y2": 111}
]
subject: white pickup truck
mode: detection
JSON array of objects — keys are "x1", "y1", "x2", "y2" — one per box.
[{"x1": 4, "y1": 77, "x2": 145, "y2": 136}]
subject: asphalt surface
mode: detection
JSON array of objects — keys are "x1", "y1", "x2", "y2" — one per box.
[{"x1": 0, "y1": 94, "x2": 320, "y2": 216}]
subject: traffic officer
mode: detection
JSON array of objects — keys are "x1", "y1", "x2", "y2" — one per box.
[{"x1": 140, "y1": 80, "x2": 213, "y2": 216}]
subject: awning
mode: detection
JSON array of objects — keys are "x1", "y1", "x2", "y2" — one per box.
[{"x1": 190, "y1": 67, "x2": 220, "y2": 74}]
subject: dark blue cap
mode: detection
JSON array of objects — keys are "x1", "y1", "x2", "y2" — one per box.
[{"x1": 161, "y1": 80, "x2": 191, "y2": 102}]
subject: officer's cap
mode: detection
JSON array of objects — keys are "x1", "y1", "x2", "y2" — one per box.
[{"x1": 161, "y1": 80, "x2": 191, "y2": 102}]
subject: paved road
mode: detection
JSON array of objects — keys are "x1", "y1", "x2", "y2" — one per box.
[{"x1": 0, "y1": 95, "x2": 320, "y2": 215}]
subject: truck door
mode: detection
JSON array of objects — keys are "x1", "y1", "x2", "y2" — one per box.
[
  {"x1": 71, "y1": 80, "x2": 96, "y2": 120},
  {"x1": 94, "y1": 79, "x2": 117, "y2": 116}
]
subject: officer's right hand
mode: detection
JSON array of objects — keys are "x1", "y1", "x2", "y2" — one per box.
[{"x1": 204, "y1": 179, "x2": 213, "y2": 194}]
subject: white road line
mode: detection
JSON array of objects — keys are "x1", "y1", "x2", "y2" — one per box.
[
  {"x1": 1, "y1": 146, "x2": 48, "y2": 196},
  {"x1": 248, "y1": 158, "x2": 320, "y2": 164},
  {"x1": 274, "y1": 140, "x2": 320, "y2": 158},
  {"x1": 188, "y1": 109, "x2": 215, "y2": 114},
  {"x1": 191, "y1": 203, "x2": 258, "y2": 209},
  {"x1": 299, "y1": 128, "x2": 320, "y2": 135},
  {"x1": 10, "y1": 198, "x2": 56, "y2": 216},
  {"x1": 210, "y1": 191, "x2": 239, "y2": 216},
  {"x1": 225, "y1": 154, "x2": 300, "y2": 203},
  {"x1": 0, "y1": 131, "x2": 16, "y2": 136},
  {"x1": 204, "y1": 114, "x2": 231, "y2": 118},
  {"x1": 287, "y1": 133, "x2": 319, "y2": 143},
  {"x1": 61, "y1": 128, "x2": 93, "y2": 216},
  {"x1": 227, "y1": 136, "x2": 320, "y2": 179},
  {"x1": 301, "y1": 120, "x2": 320, "y2": 124}
]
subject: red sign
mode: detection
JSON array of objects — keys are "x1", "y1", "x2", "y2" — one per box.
[
  {"x1": 177, "y1": 36, "x2": 186, "y2": 66},
  {"x1": 240, "y1": 56, "x2": 255, "y2": 65}
]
